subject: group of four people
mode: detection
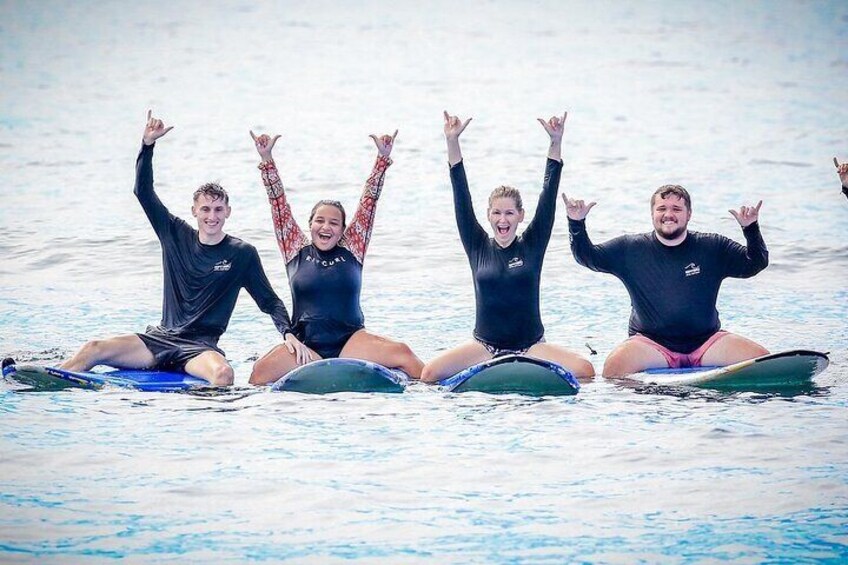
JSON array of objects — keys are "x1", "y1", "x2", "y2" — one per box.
[{"x1": 59, "y1": 110, "x2": 847, "y2": 386}]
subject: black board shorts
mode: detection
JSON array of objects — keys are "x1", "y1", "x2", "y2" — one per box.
[
  {"x1": 476, "y1": 336, "x2": 546, "y2": 358},
  {"x1": 137, "y1": 327, "x2": 225, "y2": 372}
]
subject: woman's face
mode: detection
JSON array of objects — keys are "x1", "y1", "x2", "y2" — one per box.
[
  {"x1": 488, "y1": 197, "x2": 524, "y2": 247},
  {"x1": 310, "y1": 204, "x2": 345, "y2": 251}
]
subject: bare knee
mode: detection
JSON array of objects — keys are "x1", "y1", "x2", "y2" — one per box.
[
  {"x1": 602, "y1": 349, "x2": 630, "y2": 378},
  {"x1": 752, "y1": 343, "x2": 769, "y2": 356},
  {"x1": 420, "y1": 363, "x2": 443, "y2": 384},
  {"x1": 207, "y1": 364, "x2": 234, "y2": 387},
  {"x1": 79, "y1": 339, "x2": 105, "y2": 359},
  {"x1": 249, "y1": 359, "x2": 276, "y2": 386},
  {"x1": 390, "y1": 341, "x2": 420, "y2": 369},
  {"x1": 249, "y1": 349, "x2": 293, "y2": 386},
  {"x1": 572, "y1": 358, "x2": 596, "y2": 378}
]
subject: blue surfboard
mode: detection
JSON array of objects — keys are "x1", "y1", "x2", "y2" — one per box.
[
  {"x1": 640, "y1": 350, "x2": 828, "y2": 392},
  {"x1": 440, "y1": 354, "x2": 580, "y2": 396},
  {"x1": 2, "y1": 358, "x2": 209, "y2": 392},
  {"x1": 271, "y1": 358, "x2": 409, "y2": 394}
]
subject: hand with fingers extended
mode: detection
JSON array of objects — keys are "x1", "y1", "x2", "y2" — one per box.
[
  {"x1": 538, "y1": 111, "x2": 568, "y2": 142},
  {"x1": 250, "y1": 130, "x2": 281, "y2": 162},
  {"x1": 143, "y1": 110, "x2": 174, "y2": 146},
  {"x1": 729, "y1": 200, "x2": 763, "y2": 227},
  {"x1": 284, "y1": 333, "x2": 313, "y2": 366},
  {"x1": 834, "y1": 157, "x2": 848, "y2": 189},
  {"x1": 561, "y1": 193, "x2": 597, "y2": 221},
  {"x1": 443, "y1": 111, "x2": 472, "y2": 141},
  {"x1": 369, "y1": 130, "x2": 398, "y2": 158}
]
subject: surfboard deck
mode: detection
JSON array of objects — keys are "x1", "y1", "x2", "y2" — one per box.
[
  {"x1": 639, "y1": 350, "x2": 829, "y2": 391},
  {"x1": 440, "y1": 354, "x2": 580, "y2": 396},
  {"x1": 271, "y1": 358, "x2": 409, "y2": 394},
  {"x1": 2, "y1": 359, "x2": 209, "y2": 392}
]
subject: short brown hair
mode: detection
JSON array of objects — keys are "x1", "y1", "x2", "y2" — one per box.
[
  {"x1": 193, "y1": 183, "x2": 229, "y2": 205},
  {"x1": 651, "y1": 184, "x2": 691, "y2": 211},
  {"x1": 309, "y1": 199, "x2": 347, "y2": 227},
  {"x1": 488, "y1": 185, "x2": 523, "y2": 212}
]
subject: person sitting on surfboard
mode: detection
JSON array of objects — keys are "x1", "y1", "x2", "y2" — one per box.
[
  {"x1": 247, "y1": 129, "x2": 424, "y2": 384},
  {"x1": 835, "y1": 157, "x2": 848, "y2": 200},
  {"x1": 60, "y1": 111, "x2": 304, "y2": 386},
  {"x1": 419, "y1": 112, "x2": 595, "y2": 384},
  {"x1": 564, "y1": 185, "x2": 769, "y2": 377}
]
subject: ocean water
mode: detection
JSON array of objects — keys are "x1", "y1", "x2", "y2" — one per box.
[{"x1": 1, "y1": 0, "x2": 847, "y2": 562}]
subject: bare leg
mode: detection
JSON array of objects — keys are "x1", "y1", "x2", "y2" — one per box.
[
  {"x1": 525, "y1": 343, "x2": 596, "y2": 381},
  {"x1": 250, "y1": 343, "x2": 322, "y2": 386},
  {"x1": 184, "y1": 350, "x2": 235, "y2": 386},
  {"x1": 420, "y1": 341, "x2": 492, "y2": 384},
  {"x1": 602, "y1": 339, "x2": 668, "y2": 378},
  {"x1": 340, "y1": 329, "x2": 424, "y2": 379},
  {"x1": 61, "y1": 334, "x2": 156, "y2": 372},
  {"x1": 700, "y1": 332, "x2": 769, "y2": 367}
]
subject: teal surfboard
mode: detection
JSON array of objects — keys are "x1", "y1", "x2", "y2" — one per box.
[
  {"x1": 271, "y1": 358, "x2": 408, "y2": 394},
  {"x1": 641, "y1": 350, "x2": 829, "y2": 391},
  {"x1": 440, "y1": 354, "x2": 579, "y2": 396},
  {"x1": 2, "y1": 358, "x2": 209, "y2": 392}
]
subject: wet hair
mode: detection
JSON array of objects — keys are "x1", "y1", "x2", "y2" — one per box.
[
  {"x1": 193, "y1": 183, "x2": 229, "y2": 205},
  {"x1": 651, "y1": 184, "x2": 691, "y2": 211},
  {"x1": 488, "y1": 186, "x2": 524, "y2": 212},
  {"x1": 309, "y1": 199, "x2": 347, "y2": 227}
]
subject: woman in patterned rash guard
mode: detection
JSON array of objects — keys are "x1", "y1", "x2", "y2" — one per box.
[{"x1": 248, "y1": 130, "x2": 424, "y2": 385}]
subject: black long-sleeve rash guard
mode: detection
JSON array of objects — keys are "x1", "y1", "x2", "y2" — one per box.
[
  {"x1": 450, "y1": 158, "x2": 562, "y2": 350},
  {"x1": 134, "y1": 143, "x2": 292, "y2": 344},
  {"x1": 568, "y1": 218, "x2": 768, "y2": 353}
]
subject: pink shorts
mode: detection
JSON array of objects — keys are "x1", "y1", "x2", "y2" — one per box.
[{"x1": 628, "y1": 331, "x2": 728, "y2": 369}]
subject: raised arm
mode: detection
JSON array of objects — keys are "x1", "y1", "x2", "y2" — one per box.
[
  {"x1": 444, "y1": 110, "x2": 471, "y2": 167},
  {"x1": 563, "y1": 194, "x2": 621, "y2": 273},
  {"x1": 134, "y1": 110, "x2": 176, "y2": 237},
  {"x1": 725, "y1": 200, "x2": 768, "y2": 277},
  {"x1": 835, "y1": 157, "x2": 848, "y2": 200},
  {"x1": 252, "y1": 131, "x2": 308, "y2": 264},
  {"x1": 524, "y1": 112, "x2": 567, "y2": 246},
  {"x1": 537, "y1": 111, "x2": 566, "y2": 163},
  {"x1": 342, "y1": 130, "x2": 397, "y2": 264},
  {"x1": 444, "y1": 111, "x2": 487, "y2": 253}
]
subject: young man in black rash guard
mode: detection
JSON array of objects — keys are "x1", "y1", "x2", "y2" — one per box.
[
  {"x1": 60, "y1": 111, "x2": 308, "y2": 386},
  {"x1": 419, "y1": 111, "x2": 595, "y2": 384},
  {"x1": 835, "y1": 157, "x2": 848, "y2": 200},
  {"x1": 564, "y1": 184, "x2": 769, "y2": 377}
]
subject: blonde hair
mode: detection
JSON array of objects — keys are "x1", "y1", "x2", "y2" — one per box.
[{"x1": 488, "y1": 186, "x2": 523, "y2": 212}]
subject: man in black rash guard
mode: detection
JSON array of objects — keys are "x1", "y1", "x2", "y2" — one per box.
[
  {"x1": 835, "y1": 157, "x2": 848, "y2": 201},
  {"x1": 60, "y1": 111, "x2": 307, "y2": 386},
  {"x1": 564, "y1": 184, "x2": 769, "y2": 377},
  {"x1": 419, "y1": 111, "x2": 595, "y2": 384}
]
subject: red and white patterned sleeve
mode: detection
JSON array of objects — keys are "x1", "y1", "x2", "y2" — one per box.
[
  {"x1": 342, "y1": 155, "x2": 392, "y2": 264},
  {"x1": 259, "y1": 159, "x2": 308, "y2": 264}
]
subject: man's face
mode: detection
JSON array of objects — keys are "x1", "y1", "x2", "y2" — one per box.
[
  {"x1": 651, "y1": 194, "x2": 691, "y2": 241},
  {"x1": 191, "y1": 194, "x2": 231, "y2": 239}
]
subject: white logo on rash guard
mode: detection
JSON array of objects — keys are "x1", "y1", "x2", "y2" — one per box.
[
  {"x1": 684, "y1": 262, "x2": 701, "y2": 277},
  {"x1": 213, "y1": 260, "x2": 232, "y2": 272},
  {"x1": 508, "y1": 256, "x2": 524, "y2": 269},
  {"x1": 307, "y1": 254, "x2": 347, "y2": 268}
]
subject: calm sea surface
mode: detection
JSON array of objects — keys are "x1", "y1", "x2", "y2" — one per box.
[{"x1": 1, "y1": 1, "x2": 847, "y2": 562}]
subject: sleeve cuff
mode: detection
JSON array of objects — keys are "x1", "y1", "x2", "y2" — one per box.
[{"x1": 258, "y1": 159, "x2": 276, "y2": 171}]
